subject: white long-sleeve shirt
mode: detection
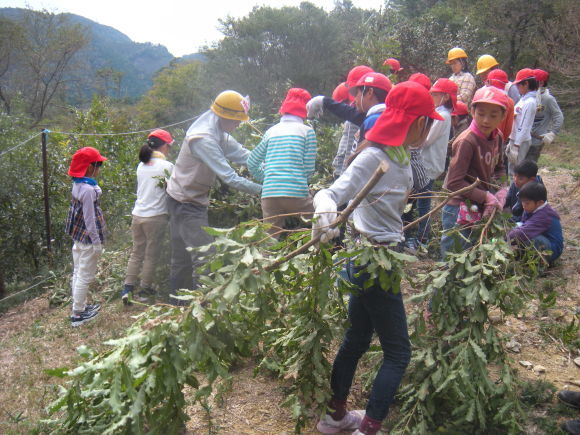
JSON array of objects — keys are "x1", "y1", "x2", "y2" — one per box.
[
  {"x1": 420, "y1": 106, "x2": 452, "y2": 180},
  {"x1": 132, "y1": 155, "x2": 174, "y2": 217},
  {"x1": 510, "y1": 91, "x2": 537, "y2": 145}
]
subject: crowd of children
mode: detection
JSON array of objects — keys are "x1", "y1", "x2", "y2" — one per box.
[{"x1": 64, "y1": 47, "x2": 566, "y2": 434}]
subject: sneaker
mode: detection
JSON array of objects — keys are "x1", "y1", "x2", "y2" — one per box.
[
  {"x1": 561, "y1": 419, "x2": 580, "y2": 435},
  {"x1": 404, "y1": 237, "x2": 418, "y2": 254},
  {"x1": 71, "y1": 309, "x2": 99, "y2": 327},
  {"x1": 317, "y1": 410, "x2": 365, "y2": 434},
  {"x1": 558, "y1": 391, "x2": 580, "y2": 410},
  {"x1": 134, "y1": 288, "x2": 156, "y2": 303},
  {"x1": 85, "y1": 303, "x2": 101, "y2": 312},
  {"x1": 121, "y1": 285, "x2": 134, "y2": 306}
]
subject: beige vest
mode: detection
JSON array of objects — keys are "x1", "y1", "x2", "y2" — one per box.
[{"x1": 166, "y1": 135, "x2": 215, "y2": 206}]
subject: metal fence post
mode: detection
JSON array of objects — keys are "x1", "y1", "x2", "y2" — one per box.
[{"x1": 41, "y1": 129, "x2": 51, "y2": 253}]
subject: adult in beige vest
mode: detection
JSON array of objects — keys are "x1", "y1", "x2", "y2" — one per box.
[{"x1": 166, "y1": 91, "x2": 261, "y2": 297}]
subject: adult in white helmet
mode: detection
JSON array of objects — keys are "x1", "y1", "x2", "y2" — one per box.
[{"x1": 166, "y1": 90, "x2": 261, "y2": 299}]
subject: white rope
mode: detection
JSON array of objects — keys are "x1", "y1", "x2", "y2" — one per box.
[
  {"x1": 49, "y1": 115, "x2": 200, "y2": 137},
  {"x1": 0, "y1": 272, "x2": 58, "y2": 304},
  {"x1": 0, "y1": 132, "x2": 42, "y2": 158}
]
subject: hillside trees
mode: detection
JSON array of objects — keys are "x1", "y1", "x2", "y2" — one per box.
[{"x1": 0, "y1": 9, "x2": 87, "y2": 124}]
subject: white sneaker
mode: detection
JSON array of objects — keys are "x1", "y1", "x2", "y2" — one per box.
[{"x1": 316, "y1": 410, "x2": 365, "y2": 434}]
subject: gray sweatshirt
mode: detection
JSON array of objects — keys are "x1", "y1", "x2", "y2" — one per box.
[
  {"x1": 322, "y1": 147, "x2": 412, "y2": 243},
  {"x1": 531, "y1": 89, "x2": 564, "y2": 145}
]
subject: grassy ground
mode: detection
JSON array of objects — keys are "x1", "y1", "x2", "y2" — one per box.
[{"x1": 0, "y1": 128, "x2": 578, "y2": 434}]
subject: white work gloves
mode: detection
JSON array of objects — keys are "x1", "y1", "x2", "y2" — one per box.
[
  {"x1": 93, "y1": 244, "x2": 104, "y2": 255},
  {"x1": 312, "y1": 190, "x2": 339, "y2": 244},
  {"x1": 306, "y1": 96, "x2": 325, "y2": 119},
  {"x1": 505, "y1": 142, "x2": 520, "y2": 165},
  {"x1": 483, "y1": 191, "x2": 502, "y2": 217},
  {"x1": 542, "y1": 131, "x2": 556, "y2": 145}
]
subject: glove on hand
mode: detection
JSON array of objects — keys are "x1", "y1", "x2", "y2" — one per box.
[
  {"x1": 93, "y1": 244, "x2": 104, "y2": 255},
  {"x1": 312, "y1": 190, "x2": 339, "y2": 244},
  {"x1": 483, "y1": 191, "x2": 501, "y2": 217},
  {"x1": 494, "y1": 187, "x2": 509, "y2": 209},
  {"x1": 506, "y1": 142, "x2": 520, "y2": 165},
  {"x1": 306, "y1": 96, "x2": 325, "y2": 119},
  {"x1": 542, "y1": 131, "x2": 556, "y2": 145}
]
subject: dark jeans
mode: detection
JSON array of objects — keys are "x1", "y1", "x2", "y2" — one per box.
[
  {"x1": 330, "y1": 259, "x2": 411, "y2": 421},
  {"x1": 439, "y1": 204, "x2": 473, "y2": 259},
  {"x1": 167, "y1": 195, "x2": 213, "y2": 292}
]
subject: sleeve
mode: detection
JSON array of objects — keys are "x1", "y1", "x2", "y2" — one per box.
[
  {"x1": 422, "y1": 117, "x2": 447, "y2": 150},
  {"x1": 502, "y1": 100, "x2": 515, "y2": 140},
  {"x1": 325, "y1": 150, "x2": 383, "y2": 207},
  {"x1": 507, "y1": 212, "x2": 551, "y2": 242},
  {"x1": 446, "y1": 139, "x2": 488, "y2": 204},
  {"x1": 332, "y1": 122, "x2": 356, "y2": 177},
  {"x1": 323, "y1": 97, "x2": 366, "y2": 126},
  {"x1": 190, "y1": 137, "x2": 261, "y2": 196},
  {"x1": 492, "y1": 137, "x2": 507, "y2": 183},
  {"x1": 504, "y1": 183, "x2": 518, "y2": 209},
  {"x1": 303, "y1": 128, "x2": 317, "y2": 179},
  {"x1": 247, "y1": 136, "x2": 268, "y2": 183},
  {"x1": 547, "y1": 95, "x2": 564, "y2": 134},
  {"x1": 513, "y1": 100, "x2": 537, "y2": 145},
  {"x1": 80, "y1": 186, "x2": 101, "y2": 245}
]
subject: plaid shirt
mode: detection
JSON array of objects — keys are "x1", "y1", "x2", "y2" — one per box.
[
  {"x1": 450, "y1": 72, "x2": 476, "y2": 105},
  {"x1": 65, "y1": 184, "x2": 106, "y2": 244}
]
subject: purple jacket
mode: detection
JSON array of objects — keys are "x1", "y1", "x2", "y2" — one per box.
[{"x1": 508, "y1": 203, "x2": 563, "y2": 260}]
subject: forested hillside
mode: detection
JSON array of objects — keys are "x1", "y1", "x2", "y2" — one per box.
[{"x1": 0, "y1": 0, "x2": 578, "y2": 433}]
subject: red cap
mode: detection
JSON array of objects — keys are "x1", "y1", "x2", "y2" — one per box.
[
  {"x1": 430, "y1": 78, "x2": 458, "y2": 111},
  {"x1": 513, "y1": 68, "x2": 535, "y2": 84},
  {"x1": 68, "y1": 147, "x2": 107, "y2": 177},
  {"x1": 332, "y1": 82, "x2": 353, "y2": 103},
  {"x1": 353, "y1": 72, "x2": 393, "y2": 94},
  {"x1": 471, "y1": 86, "x2": 509, "y2": 110},
  {"x1": 407, "y1": 73, "x2": 432, "y2": 91},
  {"x1": 346, "y1": 65, "x2": 374, "y2": 88},
  {"x1": 452, "y1": 101, "x2": 468, "y2": 116},
  {"x1": 383, "y1": 58, "x2": 402, "y2": 73},
  {"x1": 148, "y1": 129, "x2": 174, "y2": 145},
  {"x1": 486, "y1": 69, "x2": 508, "y2": 89},
  {"x1": 365, "y1": 81, "x2": 444, "y2": 147},
  {"x1": 279, "y1": 87, "x2": 312, "y2": 119},
  {"x1": 534, "y1": 69, "x2": 549, "y2": 84}
]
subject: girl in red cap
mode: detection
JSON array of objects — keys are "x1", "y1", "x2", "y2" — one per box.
[
  {"x1": 505, "y1": 68, "x2": 538, "y2": 173},
  {"x1": 312, "y1": 81, "x2": 443, "y2": 435},
  {"x1": 529, "y1": 69, "x2": 564, "y2": 163},
  {"x1": 247, "y1": 88, "x2": 317, "y2": 238},
  {"x1": 441, "y1": 86, "x2": 510, "y2": 258},
  {"x1": 485, "y1": 69, "x2": 515, "y2": 141},
  {"x1": 65, "y1": 147, "x2": 107, "y2": 326},
  {"x1": 121, "y1": 129, "x2": 175, "y2": 304}
]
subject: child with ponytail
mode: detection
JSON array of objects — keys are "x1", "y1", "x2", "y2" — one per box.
[{"x1": 121, "y1": 129, "x2": 174, "y2": 304}]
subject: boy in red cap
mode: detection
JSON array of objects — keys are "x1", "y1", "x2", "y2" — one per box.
[
  {"x1": 248, "y1": 88, "x2": 317, "y2": 237},
  {"x1": 121, "y1": 129, "x2": 175, "y2": 304},
  {"x1": 313, "y1": 81, "x2": 443, "y2": 435},
  {"x1": 485, "y1": 69, "x2": 515, "y2": 141},
  {"x1": 441, "y1": 86, "x2": 509, "y2": 257},
  {"x1": 505, "y1": 68, "x2": 538, "y2": 173},
  {"x1": 65, "y1": 147, "x2": 107, "y2": 326},
  {"x1": 529, "y1": 68, "x2": 564, "y2": 162}
]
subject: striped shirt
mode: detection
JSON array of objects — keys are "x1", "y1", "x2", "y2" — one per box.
[{"x1": 248, "y1": 115, "x2": 317, "y2": 198}]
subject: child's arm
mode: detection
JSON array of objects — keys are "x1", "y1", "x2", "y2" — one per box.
[
  {"x1": 513, "y1": 100, "x2": 537, "y2": 145},
  {"x1": 446, "y1": 139, "x2": 487, "y2": 204},
  {"x1": 79, "y1": 186, "x2": 102, "y2": 246},
  {"x1": 247, "y1": 137, "x2": 268, "y2": 183},
  {"x1": 507, "y1": 212, "x2": 551, "y2": 242},
  {"x1": 323, "y1": 98, "x2": 366, "y2": 126}
]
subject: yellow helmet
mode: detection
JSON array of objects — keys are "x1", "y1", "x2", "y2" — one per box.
[
  {"x1": 446, "y1": 47, "x2": 468, "y2": 64},
  {"x1": 476, "y1": 54, "x2": 499, "y2": 75},
  {"x1": 210, "y1": 90, "x2": 250, "y2": 121}
]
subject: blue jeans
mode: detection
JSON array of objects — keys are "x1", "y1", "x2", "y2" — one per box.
[
  {"x1": 533, "y1": 235, "x2": 556, "y2": 262},
  {"x1": 439, "y1": 204, "x2": 473, "y2": 259},
  {"x1": 330, "y1": 259, "x2": 411, "y2": 421}
]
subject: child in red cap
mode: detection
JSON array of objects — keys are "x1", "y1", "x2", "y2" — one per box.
[
  {"x1": 441, "y1": 86, "x2": 509, "y2": 257},
  {"x1": 121, "y1": 129, "x2": 175, "y2": 304},
  {"x1": 485, "y1": 69, "x2": 515, "y2": 141},
  {"x1": 247, "y1": 88, "x2": 317, "y2": 238},
  {"x1": 65, "y1": 147, "x2": 107, "y2": 326},
  {"x1": 312, "y1": 81, "x2": 443, "y2": 435},
  {"x1": 505, "y1": 68, "x2": 538, "y2": 173}
]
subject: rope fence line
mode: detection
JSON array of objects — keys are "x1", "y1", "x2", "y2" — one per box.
[
  {"x1": 0, "y1": 132, "x2": 42, "y2": 158},
  {"x1": 0, "y1": 271, "x2": 60, "y2": 304}
]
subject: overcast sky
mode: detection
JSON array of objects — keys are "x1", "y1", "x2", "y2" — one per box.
[{"x1": 1, "y1": 0, "x2": 385, "y2": 56}]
